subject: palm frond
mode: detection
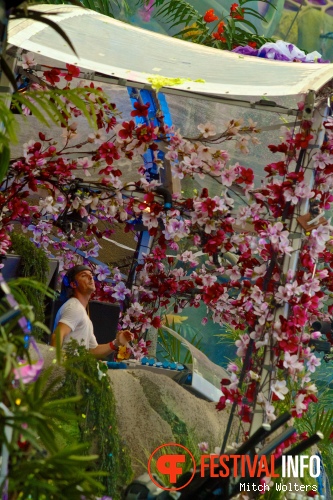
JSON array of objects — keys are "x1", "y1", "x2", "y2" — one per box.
[
  {"x1": 154, "y1": 0, "x2": 210, "y2": 40},
  {"x1": 0, "y1": 144, "x2": 10, "y2": 184},
  {"x1": 31, "y1": 0, "x2": 131, "y2": 19},
  {"x1": 11, "y1": 86, "x2": 101, "y2": 128}
]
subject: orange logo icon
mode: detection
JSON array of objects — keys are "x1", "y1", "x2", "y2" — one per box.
[{"x1": 148, "y1": 442, "x2": 196, "y2": 491}]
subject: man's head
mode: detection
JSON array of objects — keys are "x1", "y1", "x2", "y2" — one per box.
[{"x1": 61, "y1": 265, "x2": 95, "y2": 299}]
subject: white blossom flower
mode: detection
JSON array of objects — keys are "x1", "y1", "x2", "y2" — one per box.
[
  {"x1": 22, "y1": 52, "x2": 36, "y2": 69},
  {"x1": 271, "y1": 380, "x2": 289, "y2": 400},
  {"x1": 197, "y1": 122, "x2": 216, "y2": 138}
]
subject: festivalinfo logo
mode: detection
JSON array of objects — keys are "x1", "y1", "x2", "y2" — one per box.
[{"x1": 148, "y1": 444, "x2": 320, "y2": 493}]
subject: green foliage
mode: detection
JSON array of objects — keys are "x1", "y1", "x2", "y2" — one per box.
[
  {"x1": 59, "y1": 340, "x2": 134, "y2": 499},
  {"x1": 0, "y1": 277, "x2": 106, "y2": 499},
  {"x1": 148, "y1": 438, "x2": 200, "y2": 488},
  {"x1": 0, "y1": 85, "x2": 102, "y2": 184},
  {"x1": 0, "y1": 99, "x2": 18, "y2": 183},
  {"x1": 31, "y1": 0, "x2": 131, "y2": 19},
  {"x1": 157, "y1": 318, "x2": 203, "y2": 364},
  {"x1": 6, "y1": 370, "x2": 104, "y2": 499},
  {"x1": 11, "y1": 86, "x2": 101, "y2": 129},
  {"x1": 215, "y1": 323, "x2": 244, "y2": 346},
  {"x1": 154, "y1": 0, "x2": 210, "y2": 39},
  {"x1": 10, "y1": 233, "x2": 53, "y2": 340},
  {"x1": 294, "y1": 399, "x2": 333, "y2": 493},
  {"x1": 137, "y1": 375, "x2": 202, "y2": 485},
  {"x1": 137, "y1": 0, "x2": 275, "y2": 49}
]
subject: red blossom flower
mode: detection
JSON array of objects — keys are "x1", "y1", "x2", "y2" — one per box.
[
  {"x1": 118, "y1": 120, "x2": 136, "y2": 140},
  {"x1": 217, "y1": 21, "x2": 225, "y2": 33},
  {"x1": 204, "y1": 9, "x2": 219, "y2": 22},
  {"x1": 292, "y1": 133, "x2": 314, "y2": 149},
  {"x1": 216, "y1": 395, "x2": 226, "y2": 411},
  {"x1": 238, "y1": 404, "x2": 252, "y2": 423},
  {"x1": 61, "y1": 63, "x2": 80, "y2": 81},
  {"x1": 212, "y1": 33, "x2": 227, "y2": 43},
  {"x1": 135, "y1": 124, "x2": 157, "y2": 143},
  {"x1": 43, "y1": 68, "x2": 61, "y2": 86},
  {"x1": 151, "y1": 316, "x2": 162, "y2": 328},
  {"x1": 98, "y1": 141, "x2": 121, "y2": 165},
  {"x1": 264, "y1": 161, "x2": 287, "y2": 177},
  {"x1": 131, "y1": 101, "x2": 150, "y2": 118},
  {"x1": 230, "y1": 3, "x2": 244, "y2": 19},
  {"x1": 268, "y1": 143, "x2": 289, "y2": 154},
  {"x1": 235, "y1": 166, "x2": 254, "y2": 185}
]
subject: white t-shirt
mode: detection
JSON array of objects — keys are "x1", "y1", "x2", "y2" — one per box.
[{"x1": 54, "y1": 297, "x2": 98, "y2": 350}]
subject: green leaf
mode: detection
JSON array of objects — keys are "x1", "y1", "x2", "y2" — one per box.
[
  {"x1": 242, "y1": 8, "x2": 269, "y2": 22},
  {"x1": 0, "y1": 144, "x2": 10, "y2": 183},
  {"x1": 82, "y1": 0, "x2": 99, "y2": 10},
  {"x1": 33, "y1": 94, "x2": 68, "y2": 125},
  {"x1": 12, "y1": 94, "x2": 50, "y2": 126},
  {"x1": 237, "y1": 18, "x2": 259, "y2": 35},
  {"x1": 0, "y1": 56, "x2": 18, "y2": 91},
  {"x1": 43, "y1": 396, "x2": 83, "y2": 409},
  {"x1": 156, "y1": 0, "x2": 202, "y2": 30}
]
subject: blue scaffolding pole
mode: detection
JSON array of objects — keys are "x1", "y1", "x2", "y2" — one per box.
[{"x1": 126, "y1": 87, "x2": 172, "y2": 270}]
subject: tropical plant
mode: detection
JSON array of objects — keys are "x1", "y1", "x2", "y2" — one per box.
[
  {"x1": 10, "y1": 233, "x2": 51, "y2": 339},
  {"x1": 141, "y1": 0, "x2": 275, "y2": 50},
  {"x1": 0, "y1": 0, "x2": 102, "y2": 182},
  {"x1": 294, "y1": 400, "x2": 333, "y2": 492},
  {"x1": 157, "y1": 320, "x2": 203, "y2": 364},
  {"x1": 30, "y1": 0, "x2": 131, "y2": 20},
  {"x1": 0, "y1": 276, "x2": 109, "y2": 499},
  {"x1": 59, "y1": 340, "x2": 134, "y2": 499},
  {"x1": 0, "y1": 96, "x2": 18, "y2": 182},
  {"x1": 0, "y1": 84, "x2": 102, "y2": 180}
]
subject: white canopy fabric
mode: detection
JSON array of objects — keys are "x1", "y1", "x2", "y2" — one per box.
[{"x1": 7, "y1": 4, "x2": 333, "y2": 98}]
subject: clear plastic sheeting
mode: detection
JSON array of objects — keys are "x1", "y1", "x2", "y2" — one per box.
[
  {"x1": 165, "y1": 92, "x2": 299, "y2": 192},
  {"x1": 7, "y1": 4, "x2": 333, "y2": 97},
  {"x1": 162, "y1": 326, "x2": 228, "y2": 402}
]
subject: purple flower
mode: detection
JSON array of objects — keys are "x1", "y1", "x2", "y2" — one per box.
[
  {"x1": 95, "y1": 264, "x2": 111, "y2": 281},
  {"x1": 258, "y1": 47, "x2": 290, "y2": 61},
  {"x1": 112, "y1": 282, "x2": 130, "y2": 301},
  {"x1": 257, "y1": 40, "x2": 325, "y2": 63},
  {"x1": 14, "y1": 359, "x2": 44, "y2": 384},
  {"x1": 232, "y1": 40, "x2": 329, "y2": 64},
  {"x1": 232, "y1": 45, "x2": 258, "y2": 56}
]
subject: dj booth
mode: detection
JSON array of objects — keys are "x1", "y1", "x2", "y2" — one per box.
[{"x1": 1, "y1": 255, "x2": 228, "y2": 403}]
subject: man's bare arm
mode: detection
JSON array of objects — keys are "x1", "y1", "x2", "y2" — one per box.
[
  {"x1": 90, "y1": 330, "x2": 134, "y2": 359},
  {"x1": 89, "y1": 343, "x2": 118, "y2": 358},
  {"x1": 50, "y1": 322, "x2": 72, "y2": 347}
]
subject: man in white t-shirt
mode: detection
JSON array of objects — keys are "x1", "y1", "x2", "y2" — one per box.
[{"x1": 51, "y1": 265, "x2": 133, "y2": 358}]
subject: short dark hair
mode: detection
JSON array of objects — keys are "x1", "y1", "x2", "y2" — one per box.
[
  {"x1": 65, "y1": 265, "x2": 92, "y2": 286},
  {"x1": 60, "y1": 265, "x2": 92, "y2": 300}
]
